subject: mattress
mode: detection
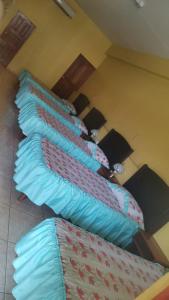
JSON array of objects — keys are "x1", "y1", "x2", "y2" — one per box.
[
  {"x1": 12, "y1": 218, "x2": 165, "y2": 300},
  {"x1": 14, "y1": 134, "x2": 144, "y2": 246},
  {"x1": 17, "y1": 101, "x2": 107, "y2": 172},
  {"x1": 19, "y1": 69, "x2": 77, "y2": 115},
  {"x1": 16, "y1": 85, "x2": 87, "y2": 136}
]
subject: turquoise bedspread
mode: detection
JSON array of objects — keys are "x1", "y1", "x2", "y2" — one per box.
[
  {"x1": 12, "y1": 218, "x2": 164, "y2": 300},
  {"x1": 19, "y1": 70, "x2": 75, "y2": 115},
  {"x1": 17, "y1": 101, "x2": 101, "y2": 172},
  {"x1": 14, "y1": 134, "x2": 139, "y2": 247},
  {"x1": 16, "y1": 89, "x2": 81, "y2": 136},
  {"x1": 12, "y1": 218, "x2": 65, "y2": 300}
]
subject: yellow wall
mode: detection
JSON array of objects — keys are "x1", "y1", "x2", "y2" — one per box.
[
  {"x1": 108, "y1": 43, "x2": 169, "y2": 80},
  {"x1": 135, "y1": 273, "x2": 169, "y2": 300},
  {"x1": 79, "y1": 47, "x2": 169, "y2": 259},
  {"x1": 0, "y1": 0, "x2": 111, "y2": 87},
  {"x1": 80, "y1": 56, "x2": 169, "y2": 185},
  {"x1": 154, "y1": 223, "x2": 169, "y2": 261},
  {"x1": 0, "y1": 0, "x2": 168, "y2": 261}
]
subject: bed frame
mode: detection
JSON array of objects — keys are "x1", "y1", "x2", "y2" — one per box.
[{"x1": 124, "y1": 164, "x2": 169, "y2": 234}]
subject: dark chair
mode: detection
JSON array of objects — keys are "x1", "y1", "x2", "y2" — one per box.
[
  {"x1": 73, "y1": 94, "x2": 90, "y2": 116},
  {"x1": 83, "y1": 107, "x2": 106, "y2": 134},
  {"x1": 124, "y1": 165, "x2": 169, "y2": 234},
  {"x1": 98, "y1": 129, "x2": 133, "y2": 168}
]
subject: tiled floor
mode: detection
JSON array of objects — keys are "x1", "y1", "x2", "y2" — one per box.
[{"x1": 0, "y1": 66, "x2": 55, "y2": 299}]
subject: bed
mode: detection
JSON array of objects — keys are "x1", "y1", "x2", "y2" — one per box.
[
  {"x1": 19, "y1": 69, "x2": 77, "y2": 115},
  {"x1": 12, "y1": 217, "x2": 165, "y2": 300},
  {"x1": 14, "y1": 133, "x2": 144, "y2": 247},
  {"x1": 16, "y1": 83, "x2": 88, "y2": 135},
  {"x1": 17, "y1": 101, "x2": 110, "y2": 171}
]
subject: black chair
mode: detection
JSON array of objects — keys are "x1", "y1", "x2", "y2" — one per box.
[
  {"x1": 98, "y1": 129, "x2": 133, "y2": 168},
  {"x1": 124, "y1": 165, "x2": 169, "y2": 234},
  {"x1": 83, "y1": 107, "x2": 106, "y2": 134},
  {"x1": 73, "y1": 94, "x2": 90, "y2": 116}
]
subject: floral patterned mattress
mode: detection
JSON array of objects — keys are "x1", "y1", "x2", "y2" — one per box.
[
  {"x1": 18, "y1": 100, "x2": 109, "y2": 172},
  {"x1": 16, "y1": 82, "x2": 88, "y2": 135},
  {"x1": 12, "y1": 218, "x2": 165, "y2": 300},
  {"x1": 38, "y1": 106, "x2": 91, "y2": 155},
  {"x1": 14, "y1": 134, "x2": 143, "y2": 246},
  {"x1": 19, "y1": 69, "x2": 76, "y2": 115},
  {"x1": 17, "y1": 71, "x2": 111, "y2": 169}
]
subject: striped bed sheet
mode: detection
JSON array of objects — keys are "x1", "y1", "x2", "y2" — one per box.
[{"x1": 12, "y1": 218, "x2": 165, "y2": 300}]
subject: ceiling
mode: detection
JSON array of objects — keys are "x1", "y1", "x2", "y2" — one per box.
[{"x1": 76, "y1": 0, "x2": 169, "y2": 59}]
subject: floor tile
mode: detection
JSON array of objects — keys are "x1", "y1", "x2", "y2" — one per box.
[
  {"x1": 0, "y1": 155, "x2": 14, "y2": 179},
  {"x1": 8, "y1": 207, "x2": 43, "y2": 243},
  {"x1": 5, "y1": 243, "x2": 16, "y2": 294},
  {"x1": 0, "y1": 141, "x2": 14, "y2": 169},
  {"x1": 0, "y1": 175, "x2": 11, "y2": 207},
  {"x1": 42, "y1": 204, "x2": 57, "y2": 219},
  {"x1": 0, "y1": 239, "x2": 7, "y2": 293},
  {"x1": 0, "y1": 127, "x2": 14, "y2": 150},
  {"x1": 10, "y1": 183, "x2": 43, "y2": 217},
  {"x1": 12, "y1": 138, "x2": 19, "y2": 156},
  {"x1": 0, "y1": 293, "x2": 4, "y2": 300},
  {"x1": 5, "y1": 294, "x2": 14, "y2": 300},
  {"x1": 0, "y1": 204, "x2": 10, "y2": 241}
]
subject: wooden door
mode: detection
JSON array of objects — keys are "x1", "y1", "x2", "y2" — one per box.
[
  {"x1": 52, "y1": 54, "x2": 95, "y2": 98},
  {"x1": 0, "y1": 11, "x2": 35, "y2": 67}
]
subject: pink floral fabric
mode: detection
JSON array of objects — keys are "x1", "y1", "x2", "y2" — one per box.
[
  {"x1": 42, "y1": 137, "x2": 144, "y2": 225},
  {"x1": 107, "y1": 184, "x2": 144, "y2": 229},
  {"x1": 56, "y1": 218, "x2": 164, "y2": 300},
  {"x1": 95, "y1": 147, "x2": 109, "y2": 169},
  {"x1": 30, "y1": 86, "x2": 86, "y2": 134},
  {"x1": 128, "y1": 197, "x2": 144, "y2": 229},
  {"x1": 38, "y1": 106, "x2": 91, "y2": 155},
  {"x1": 30, "y1": 86, "x2": 75, "y2": 123},
  {"x1": 42, "y1": 139, "x2": 120, "y2": 211}
]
